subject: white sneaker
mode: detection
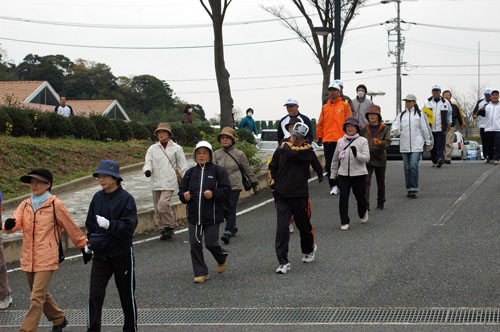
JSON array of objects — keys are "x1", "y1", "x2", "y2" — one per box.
[
  {"x1": 360, "y1": 211, "x2": 369, "y2": 223},
  {"x1": 330, "y1": 185, "x2": 339, "y2": 195},
  {"x1": 276, "y1": 263, "x2": 291, "y2": 274},
  {"x1": 302, "y1": 244, "x2": 317, "y2": 263},
  {"x1": 340, "y1": 224, "x2": 349, "y2": 231},
  {"x1": 0, "y1": 294, "x2": 12, "y2": 310},
  {"x1": 289, "y1": 224, "x2": 295, "y2": 234}
]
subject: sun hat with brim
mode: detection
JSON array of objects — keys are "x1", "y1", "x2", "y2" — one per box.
[
  {"x1": 285, "y1": 117, "x2": 303, "y2": 130},
  {"x1": 403, "y1": 94, "x2": 417, "y2": 102},
  {"x1": 154, "y1": 123, "x2": 173, "y2": 137},
  {"x1": 218, "y1": 127, "x2": 237, "y2": 143},
  {"x1": 20, "y1": 168, "x2": 53, "y2": 186},
  {"x1": 93, "y1": 160, "x2": 122, "y2": 180},
  {"x1": 193, "y1": 141, "x2": 213, "y2": 162},
  {"x1": 343, "y1": 116, "x2": 360, "y2": 133},
  {"x1": 365, "y1": 104, "x2": 382, "y2": 122}
]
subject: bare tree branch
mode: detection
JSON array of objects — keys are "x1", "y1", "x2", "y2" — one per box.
[{"x1": 200, "y1": 0, "x2": 213, "y2": 19}]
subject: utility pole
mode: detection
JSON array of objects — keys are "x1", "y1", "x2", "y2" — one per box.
[
  {"x1": 334, "y1": 0, "x2": 341, "y2": 80},
  {"x1": 477, "y1": 41, "x2": 481, "y2": 100}
]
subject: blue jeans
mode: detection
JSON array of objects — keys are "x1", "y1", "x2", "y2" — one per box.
[
  {"x1": 223, "y1": 190, "x2": 240, "y2": 236},
  {"x1": 402, "y1": 152, "x2": 421, "y2": 192}
]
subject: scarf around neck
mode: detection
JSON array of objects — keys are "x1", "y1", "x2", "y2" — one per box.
[
  {"x1": 31, "y1": 191, "x2": 50, "y2": 213},
  {"x1": 339, "y1": 133, "x2": 360, "y2": 159}
]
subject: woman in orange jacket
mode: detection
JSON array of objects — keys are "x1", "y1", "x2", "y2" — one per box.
[{"x1": 2, "y1": 169, "x2": 87, "y2": 332}]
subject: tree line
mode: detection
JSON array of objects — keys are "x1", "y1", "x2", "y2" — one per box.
[{"x1": 0, "y1": 51, "x2": 207, "y2": 123}]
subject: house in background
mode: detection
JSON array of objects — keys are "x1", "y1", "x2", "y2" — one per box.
[{"x1": 0, "y1": 81, "x2": 131, "y2": 120}]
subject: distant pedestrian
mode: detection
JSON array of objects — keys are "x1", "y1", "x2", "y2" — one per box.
[
  {"x1": 85, "y1": 160, "x2": 138, "y2": 332},
  {"x1": 239, "y1": 108, "x2": 259, "y2": 134},
  {"x1": 335, "y1": 79, "x2": 354, "y2": 110},
  {"x1": 473, "y1": 88, "x2": 492, "y2": 162},
  {"x1": 143, "y1": 123, "x2": 188, "y2": 240},
  {"x1": 269, "y1": 122, "x2": 323, "y2": 274},
  {"x1": 477, "y1": 89, "x2": 500, "y2": 164},
  {"x1": 54, "y1": 96, "x2": 74, "y2": 117},
  {"x1": 392, "y1": 94, "x2": 434, "y2": 198},
  {"x1": 178, "y1": 141, "x2": 231, "y2": 283},
  {"x1": 359, "y1": 105, "x2": 391, "y2": 210},
  {"x1": 0, "y1": 189, "x2": 12, "y2": 310},
  {"x1": 214, "y1": 127, "x2": 258, "y2": 244},
  {"x1": 182, "y1": 104, "x2": 193, "y2": 124},
  {"x1": 330, "y1": 117, "x2": 370, "y2": 231},
  {"x1": 3, "y1": 169, "x2": 87, "y2": 331},
  {"x1": 442, "y1": 90, "x2": 465, "y2": 164},
  {"x1": 317, "y1": 82, "x2": 353, "y2": 195},
  {"x1": 277, "y1": 98, "x2": 314, "y2": 144},
  {"x1": 352, "y1": 84, "x2": 373, "y2": 128},
  {"x1": 423, "y1": 85, "x2": 452, "y2": 167}
]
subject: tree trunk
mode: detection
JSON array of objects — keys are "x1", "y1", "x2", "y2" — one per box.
[{"x1": 212, "y1": 17, "x2": 234, "y2": 129}]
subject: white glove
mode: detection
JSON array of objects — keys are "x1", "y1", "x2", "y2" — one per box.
[
  {"x1": 84, "y1": 244, "x2": 93, "y2": 254},
  {"x1": 96, "y1": 215, "x2": 110, "y2": 229}
]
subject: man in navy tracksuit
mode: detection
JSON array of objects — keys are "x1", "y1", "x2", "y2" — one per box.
[
  {"x1": 269, "y1": 123, "x2": 323, "y2": 274},
  {"x1": 178, "y1": 141, "x2": 231, "y2": 283},
  {"x1": 85, "y1": 160, "x2": 138, "y2": 332}
]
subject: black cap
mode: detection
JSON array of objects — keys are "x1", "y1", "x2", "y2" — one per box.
[{"x1": 20, "y1": 168, "x2": 53, "y2": 187}]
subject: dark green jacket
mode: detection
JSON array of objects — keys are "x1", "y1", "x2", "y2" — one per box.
[{"x1": 360, "y1": 123, "x2": 391, "y2": 167}]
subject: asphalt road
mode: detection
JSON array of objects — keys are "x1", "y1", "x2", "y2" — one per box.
[{"x1": 2, "y1": 160, "x2": 499, "y2": 331}]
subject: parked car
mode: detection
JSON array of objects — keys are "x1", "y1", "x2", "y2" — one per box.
[
  {"x1": 465, "y1": 140, "x2": 481, "y2": 160},
  {"x1": 383, "y1": 121, "x2": 402, "y2": 160},
  {"x1": 423, "y1": 130, "x2": 467, "y2": 160},
  {"x1": 257, "y1": 129, "x2": 278, "y2": 151}
]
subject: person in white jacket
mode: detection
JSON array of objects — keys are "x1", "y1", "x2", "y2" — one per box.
[
  {"x1": 330, "y1": 117, "x2": 370, "y2": 231},
  {"x1": 423, "y1": 85, "x2": 452, "y2": 167},
  {"x1": 143, "y1": 123, "x2": 188, "y2": 240},
  {"x1": 478, "y1": 89, "x2": 500, "y2": 164},
  {"x1": 392, "y1": 94, "x2": 434, "y2": 198}
]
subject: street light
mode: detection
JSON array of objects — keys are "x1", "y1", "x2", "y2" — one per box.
[
  {"x1": 312, "y1": 26, "x2": 334, "y2": 36},
  {"x1": 367, "y1": 90, "x2": 386, "y2": 101}
]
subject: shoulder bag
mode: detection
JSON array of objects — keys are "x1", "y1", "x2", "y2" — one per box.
[
  {"x1": 159, "y1": 145, "x2": 183, "y2": 184},
  {"x1": 52, "y1": 201, "x2": 65, "y2": 263},
  {"x1": 223, "y1": 149, "x2": 252, "y2": 191}
]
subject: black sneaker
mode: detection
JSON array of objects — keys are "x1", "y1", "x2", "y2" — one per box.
[
  {"x1": 444, "y1": 160, "x2": 451, "y2": 164},
  {"x1": 221, "y1": 235, "x2": 230, "y2": 244},
  {"x1": 160, "y1": 228, "x2": 173, "y2": 241},
  {"x1": 437, "y1": 159, "x2": 444, "y2": 168},
  {"x1": 409, "y1": 192, "x2": 417, "y2": 199},
  {"x1": 52, "y1": 317, "x2": 67, "y2": 332},
  {"x1": 376, "y1": 202, "x2": 384, "y2": 210}
]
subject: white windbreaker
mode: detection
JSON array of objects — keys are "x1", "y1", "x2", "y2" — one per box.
[
  {"x1": 392, "y1": 107, "x2": 434, "y2": 153},
  {"x1": 143, "y1": 140, "x2": 188, "y2": 191},
  {"x1": 423, "y1": 97, "x2": 452, "y2": 132},
  {"x1": 483, "y1": 101, "x2": 500, "y2": 132}
]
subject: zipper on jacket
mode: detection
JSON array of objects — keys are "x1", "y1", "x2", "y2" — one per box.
[
  {"x1": 408, "y1": 111, "x2": 412, "y2": 153},
  {"x1": 347, "y1": 141, "x2": 351, "y2": 176},
  {"x1": 198, "y1": 164, "x2": 205, "y2": 225},
  {"x1": 31, "y1": 207, "x2": 36, "y2": 272}
]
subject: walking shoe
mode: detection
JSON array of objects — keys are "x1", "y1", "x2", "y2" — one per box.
[
  {"x1": 0, "y1": 294, "x2": 12, "y2": 310},
  {"x1": 289, "y1": 224, "x2": 295, "y2": 234},
  {"x1": 231, "y1": 227, "x2": 238, "y2": 236},
  {"x1": 376, "y1": 202, "x2": 384, "y2": 210},
  {"x1": 51, "y1": 317, "x2": 67, "y2": 332},
  {"x1": 302, "y1": 244, "x2": 317, "y2": 263},
  {"x1": 494, "y1": 160, "x2": 499, "y2": 165},
  {"x1": 360, "y1": 211, "x2": 369, "y2": 223},
  {"x1": 445, "y1": 160, "x2": 451, "y2": 164},
  {"x1": 217, "y1": 259, "x2": 227, "y2": 273},
  {"x1": 160, "y1": 227, "x2": 174, "y2": 240},
  {"x1": 432, "y1": 163, "x2": 437, "y2": 167},
  {"x1": 340, "y1": 224, "x2": 349, "y2": 231},
  {"x1": 409, "y1": 191, "x2": 417, "y2": 199},
  {"x1": 193, "y1": 275, "x2": 209, "y2": 283},
  {"x1": 489, "y1": 159, "x2": 495, "y2": 164},
  {"x1": 330, "y1": 185, "x2": 339, "y2": 195},
  {"x1": 276, "y1": 263, "x2": 291, "y2": 274},
  {"x1": 437, "y1": 159, "x2": 444, "y2": 168},
  {"x1": 221, "y1": 234, "x2": 230, "y2": 244}
]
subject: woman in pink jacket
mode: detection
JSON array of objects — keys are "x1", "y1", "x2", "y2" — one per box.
[{"x1": 3, "y1": 169, "x2": 87, "y2": 332}]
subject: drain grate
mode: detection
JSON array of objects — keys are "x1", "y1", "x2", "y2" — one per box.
[{"x1": 0, "y1": 308, "x2": 499, "y2": 326}]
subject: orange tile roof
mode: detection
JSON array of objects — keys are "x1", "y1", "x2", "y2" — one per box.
[
  {"x1": 0, "y1": 81, "x2": 46, "y2": 105},
  {"x1": 68, "y1": 100, "x2": 115, "y2": 116}
]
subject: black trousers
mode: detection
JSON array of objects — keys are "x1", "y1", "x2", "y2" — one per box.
[
  {"x1": 275, "y1": 197, "x2": 315, "y2": 265},
  {"x1": 338, "y1": 175, "x2": 368, "y2": 225},
  {"x1": 88, "y1": 248, "x2": 137, "y2": 332},
  {"x1": 483, "y1": 130, "x2": 495, "y2": 160},
  {"x1": 323, "y1": 141, "x2": 338, "y2": 188},
  {"x1": 365, "y1": 166, "x2": 386, "y2": 206},
  {"x1": 188, "y1": 223, "x2": 227, "y2": 277}
]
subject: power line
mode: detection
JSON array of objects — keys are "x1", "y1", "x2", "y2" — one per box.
[{"x1": 405, "y1": 20, "x2": 500, "y2": 33}]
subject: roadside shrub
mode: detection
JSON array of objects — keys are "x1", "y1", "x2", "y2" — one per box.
[
  {"x1": 236, "y1": 128, "x2": 256, "y2": 144},
  {"x1": 0, "y1": 109, "x2": 13, "y2": 135},
  {"x1": 69, "y1": 116, "x2": 99, "y2": 140},
  {"x1": 114, "y1": 120, "x2": 133, "y2": 141},
  {"x1": 128, "y1": 121, "x2": 151, "y2": 140},
  {"x1": 3, "y1": 107, "x2": 33, "y2": 137},
  {"x1": 90, "y1": 115, "x2": 119, "y2": 141},
  {"x1": 237, "y1": 141, "x2": 262, "y2": 169},
  {"x1": 171, "y1": 125, "x2": 186, "y2": 145},
  {"x1": 35, "y1": 112, "x2": 74, "y2": 138}
]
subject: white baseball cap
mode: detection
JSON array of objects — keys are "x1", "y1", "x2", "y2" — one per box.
[
  {"x1": 431, "y1": 84, "x2": 441, "y2": 91},
  {"x1": 334, "y1": 79, "x2": 344, "y2": 87},
  {"x1": 328, "y1": 82, "x2": 341, "y2": 90},
  {"x1": 491, "y1": 88, "x2": 499, "y2": 94},
  {"x1": 484, "y1": 88, "x2": 492, "y2": 96},
  {"x1": 284, "y1": 98, "x2": 299, "y2": 106}
]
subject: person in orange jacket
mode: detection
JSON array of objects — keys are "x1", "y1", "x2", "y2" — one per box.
[
  {"x1": 3, "y1": 168, "x2": 88, "y2": 332},
  {"x1": 317, "y1": 82, "x2": 353, "y2": 195}
]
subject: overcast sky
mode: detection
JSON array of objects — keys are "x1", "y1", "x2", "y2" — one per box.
[{"x1": 0, "y1": 0, "x2": 499, "y2": 123}]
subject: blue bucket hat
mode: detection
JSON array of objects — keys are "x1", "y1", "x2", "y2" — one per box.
[{"x1": 93, "y1": 160, "x2": 122, "y2": 180}]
